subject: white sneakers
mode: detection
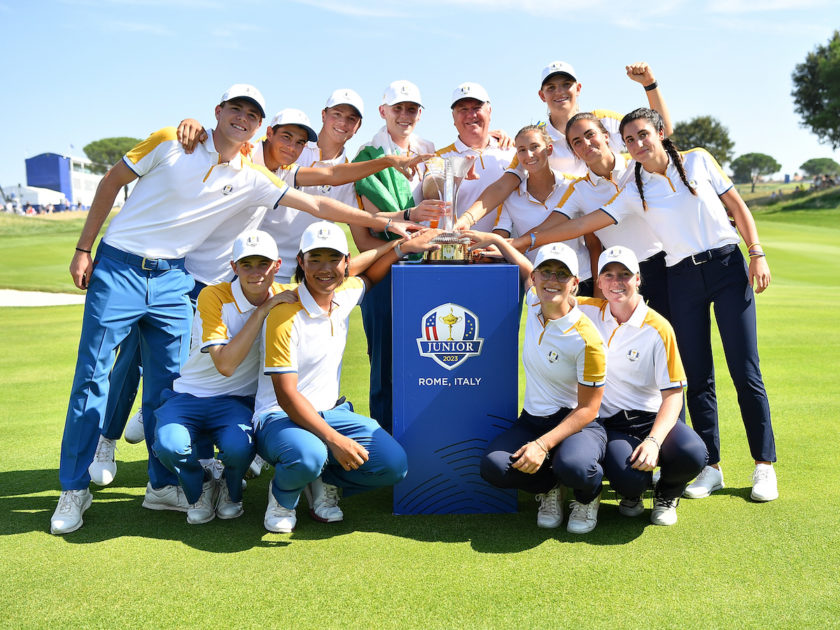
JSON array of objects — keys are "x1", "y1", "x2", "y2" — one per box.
[
  {"x1": 124, "y1": 409, "x2": 145, "y2": 444},
  {"x1": 684, "y1": 464, "x2": 778, "y2": 502},
  {"x1": 187, "y1": 480, "x2": 217, "y2": 525},
  {"x1": 651, "y1": 496, "x2": 679, "y2": 526},
  {"x1": 750, "y1": 463, "x2": 779, "y2": 502},
  {"x1": 246, "y1": 454, "x2": 267, "y2": 479},
  {"x1": 264, "y1": 484, "x2": 296, "y2": 533},
  {"x1": 618, "y1": 496, "x2": 645, "y2": 517},
  {"x1": 142, "y1": 483, "x2": 190, "y2": 512},
  {"x1": 215, "y1": 480, "x2": 244, "y2": 520},
  {"x1": 304, "y1": 477, "x2": 344, "y2": 523},
  {"x1": 535, "y1": 486, "x2": 563, "y2": 528},
  {"x1": 50, "y1": 489, "x2": 93, "y2": 535},
  {"x1": 567, "y1": 495, "x2": 600, "y2": 534},
  {"x1": 684, "y1": 465, "x2": 724, "y2": 498},
  {"x1": 88, "y1": 436, "x2": 117, "y2": 486}
]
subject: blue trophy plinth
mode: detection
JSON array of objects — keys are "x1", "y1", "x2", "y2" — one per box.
[{"x1": 391, "y1": 263, "x2": 519, "y2": 514}]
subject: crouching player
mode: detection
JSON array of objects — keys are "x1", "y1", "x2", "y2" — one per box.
[
  {"x1": 152, "y1": 231, "x2": 290, "y2": 524},
  {"x1": 254, "y1": 222, "x2": 438, "y2": 532}
]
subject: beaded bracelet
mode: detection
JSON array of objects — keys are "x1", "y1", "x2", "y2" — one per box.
[{"x1": 643, "y1": 435, "x2": 660, "y2": 449}]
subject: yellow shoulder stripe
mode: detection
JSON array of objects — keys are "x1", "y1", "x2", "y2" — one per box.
[
  {"x1": 573, "y1": 316, "x2": 607, "y2": 383},
  {"x1": 264, "y1": 301, "x2": 306, "y2": 369},
  {"x1": 124, "y1": 127, "x2": 178, "y2": 165},
  {"x1": 643, "y1": 310, "x2": 686, "y2": 382}
]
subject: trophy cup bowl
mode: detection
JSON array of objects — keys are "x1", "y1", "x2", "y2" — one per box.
[{"x1": 421, "y1": 155, "x2": 473, "y2": 263}]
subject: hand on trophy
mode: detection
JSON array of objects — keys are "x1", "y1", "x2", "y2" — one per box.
[
  {"x1": 407, "y1": 199, "x2": 449, "y2": 224},
  {"x1": 399, "y1": 227, "x2": 445, "y2": 255},
  {"x1": 461, "y1": 229, "x2": 503, "y2": 258},
  {"x1": 390, "y1": 153, "x2": 434, "y2": 180}
]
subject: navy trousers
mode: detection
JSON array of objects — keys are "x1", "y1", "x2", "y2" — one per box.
[
  {"x1": 480, "y1": 409, "x2": 606, "y2": 503},
  {"x1": 666, "y1": 245, "x2": 775, "y2": 465}
]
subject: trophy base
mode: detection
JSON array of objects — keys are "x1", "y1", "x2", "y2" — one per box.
[{"x1": 424, "y1": 233, "x2": 470, "y2": 264}]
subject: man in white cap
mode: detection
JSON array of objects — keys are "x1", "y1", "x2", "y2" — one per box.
[
  {"x1": 437, "y1": 82, "x2": 515, "y2": 232},
  {"x1": 51, "y1": 84, "x2": 415, "y2": 535},
  {"x1": 153, "y1": 230, "x2": 292, "y2": 525}
]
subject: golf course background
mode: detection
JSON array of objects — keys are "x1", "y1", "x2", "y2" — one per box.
[{"x1": 1, "y1": 189, "x2": 838, "y2": 628}]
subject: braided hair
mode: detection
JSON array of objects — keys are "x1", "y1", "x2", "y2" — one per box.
[{"x1": 619, "y1": 108, "x2": 696, "y2": 211}]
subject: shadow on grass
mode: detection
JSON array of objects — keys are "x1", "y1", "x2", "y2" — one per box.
[
  {"x1": 0, "y1": 462, "x2": 289, "y2": 551},
  {"x1": 1, "y1": 464, "x2": 647, "y2": 551}
]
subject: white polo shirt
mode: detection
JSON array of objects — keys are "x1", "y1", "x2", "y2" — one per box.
[
  {"x1": 496, "y1": 169, "x2": 590, "y2": 277},
  {"x1": 297, "y1": 142, "x2": 359, "y2": 208},
  {"x1": 577, "y1": 297, "x2": 686, "y2": 417},
  {"x1": 555, "y1": 153, "x2": 664, "y2": 264},
  {"x1": 437, "y1": 137, "x2": 515, "y2": 233},
  {"x1": 173, "y1": 279, "x2": 286, "y2": 398},
  {"x1": 600, "y1": 149, "x2": 738, "y2": 267},
  {"x1": 254, "y1": 277, "x2": 366, "y2": 421},
  {"x1": 522, "y1": 288, "x2": 606, "y2": 417},
  {"x1": 104, "y1": 128, "x2": 288, "y2": 260}
]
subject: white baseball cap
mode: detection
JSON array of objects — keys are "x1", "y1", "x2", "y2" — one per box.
[
  {"x1": 533, "y1": 242, "x2": 579, "y2": 277},
  {"x1": 268, "y1": 108, "x2": 318, "y2": 142},
  {"x1": 540, "y1": 61, "x2": 578, "y2": 86},
  {"x1": 382, "y1": 80, "x2": 423, "y2": 107},
  {"x1": 325, "y1": 88, "x2": 364, "y2": 118},
  {"x1": 598, "y1": 246, "x2": 640, "y2": 275},
  {"x1": 232, "y1": 230, "x2": 279, "y2": 262},
  {"x1": 299, "y1": 221, "x2": 349, "y2": 256},
  {"x1": 450, "y1": 82, "x2": 490, "y2": 108},
  {"x1": 220, "y1": 84, "x2": 266, "y2": 118}
]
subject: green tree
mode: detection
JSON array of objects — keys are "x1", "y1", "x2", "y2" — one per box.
[
  {"x1": 83, "y1": 137, "x2": 140, "y2": 202},
  {"x1": 670, "y1": 116, "x2": 735, "y2": 166},
  {"x1": 799, "y1": 157, "x2": 840, "y2": 177},
  {"x1": 731, "y1": 153, "x2": 781, "y2": 193},
  {"x1": 791, "y1": 31, "x2": 840, "y2": 149}
]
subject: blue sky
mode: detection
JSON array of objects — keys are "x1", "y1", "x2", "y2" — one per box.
[{"x1": 2, "y1": 0, "x2": 838, "y2": 188}]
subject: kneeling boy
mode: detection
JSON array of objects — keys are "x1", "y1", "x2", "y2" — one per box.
[{"x1": 153, "y1": 231, "x2": 289, "y2": 524}]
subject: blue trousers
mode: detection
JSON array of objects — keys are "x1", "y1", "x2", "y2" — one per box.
[
  {"x1": 255, "y1": 401, "x2": 408, "y2": 509},
  {"x1": 666, "y1": 246, "x2": 775, "y2": 465},
  {"x1": 101, "y1": 328, "x2": 142, "y2": 440},
  {"x1": 101, "y1": 279, "x2": 207, "y2": 441},
  {"x1": 59, "y1": 242, "x2": 193, "y2": 490},
  {"x1": 602, "y1": 415, "x2": 708, "y2": 501},
  {"x1": 480, "y1": 409, "x2": 607, "y2": 503},
  {"x1": 153, "y1": 391, "x2": 255, "y2": 504},
  {"x1": 360, "y1": 270, "x2": 392, "y2": 432}
]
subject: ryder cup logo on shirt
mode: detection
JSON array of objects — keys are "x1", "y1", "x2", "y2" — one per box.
[
  {"x1": 627, "y1": 349, "x2": 640, "y2": 362},
  {"x1": 222, "y1": 185, "x2": 233, "y2": 195},
  {"x1": 417, "y1": 303, "x2": 484, "y2": 371}
]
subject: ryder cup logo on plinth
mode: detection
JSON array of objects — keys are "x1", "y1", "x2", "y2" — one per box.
[{"x1": 417, "y1": 303, "x2": 483, "y2": 370}]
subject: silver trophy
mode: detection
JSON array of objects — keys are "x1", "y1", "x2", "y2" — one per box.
[{"x1": 421, "y1": 156, "x2": 473, "y2": 262}]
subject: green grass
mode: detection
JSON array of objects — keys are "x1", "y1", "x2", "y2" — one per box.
[{"x1": 1, "y1": 197, "x2": 839, "y2": 628}]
